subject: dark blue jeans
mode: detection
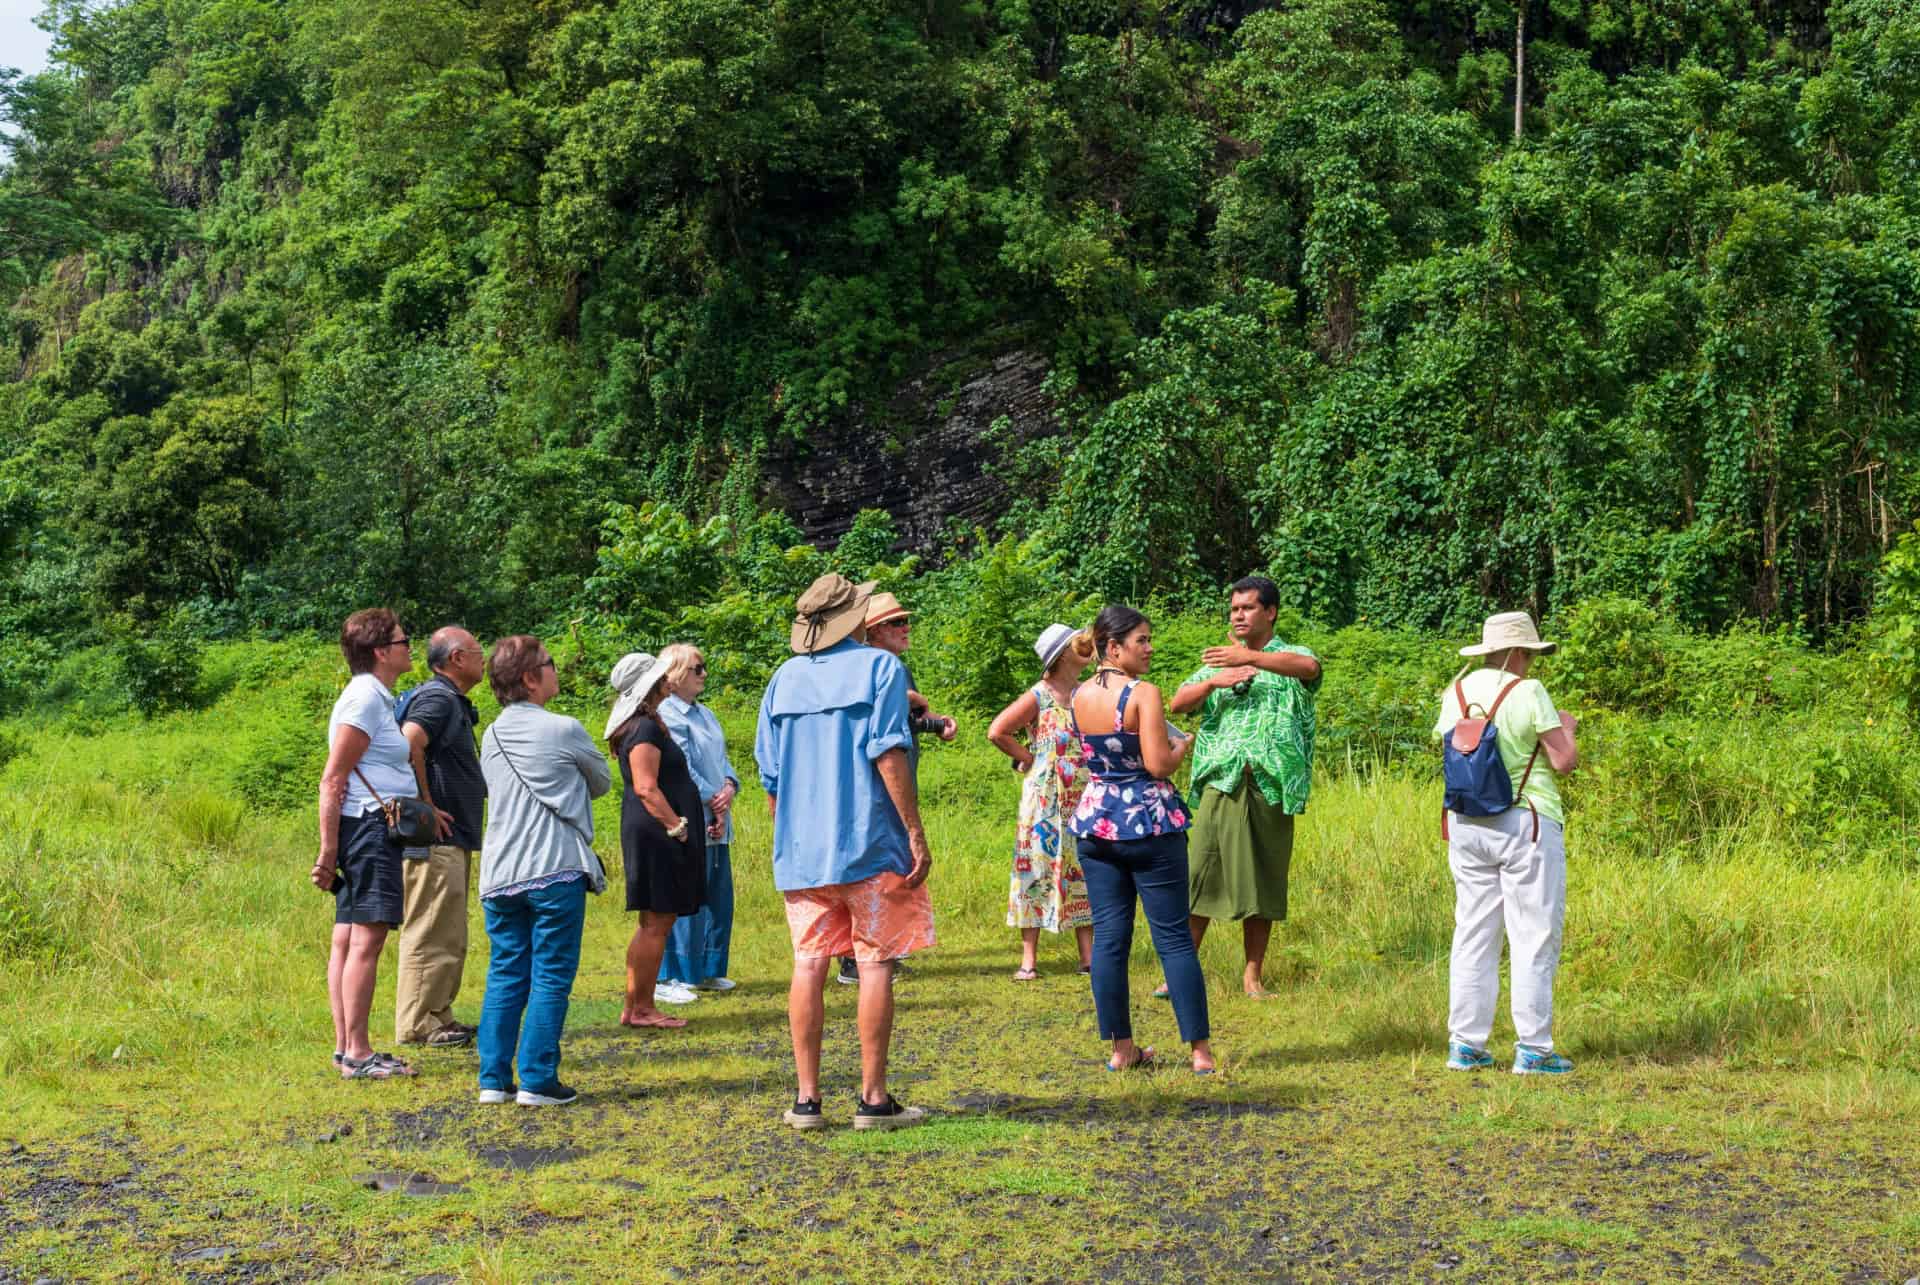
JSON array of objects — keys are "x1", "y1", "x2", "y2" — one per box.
[
  {"x1": 478, "y1": 878, "x2": 587, "y2": 1095},
  {"x1": 1078, "y1": 831, "x2": 1210, "y2": 1044}
]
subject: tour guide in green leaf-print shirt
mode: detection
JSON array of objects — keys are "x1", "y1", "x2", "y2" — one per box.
[{"x1": 1171, "y1": 575, "x2": 1322, "y2": 998}]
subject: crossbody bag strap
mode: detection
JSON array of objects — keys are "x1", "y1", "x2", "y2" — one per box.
[
  {"x1": 352, "y1": 766, "x2": 387, "y2": 816},
  {"x1": 488, "y1": 726, "x2": 600, "y2": 857}
]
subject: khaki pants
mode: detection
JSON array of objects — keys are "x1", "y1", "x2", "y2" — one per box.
[{"x1": 394, "y1": 844, "x2": 471, "y2": 1042}]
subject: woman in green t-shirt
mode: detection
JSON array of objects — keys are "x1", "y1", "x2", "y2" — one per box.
[{"x1": 1432, "y1": 612, "x2": 1580, "y2": 1076}]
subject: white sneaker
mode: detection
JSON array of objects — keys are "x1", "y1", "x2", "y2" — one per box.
[
  {"x1": 655, "y1": 981, "x2": 700, "y2": 1005},
  {"x1": 476, "y1": 1088, "x2": 512, "y2": 1105},
  {"x1": 696, "y1": 977, "x2": 736, "y2": 992}
]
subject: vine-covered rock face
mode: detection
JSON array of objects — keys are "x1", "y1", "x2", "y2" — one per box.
[{"x1": 764, "y1": 349, "x2": 1059, "y2": 556}]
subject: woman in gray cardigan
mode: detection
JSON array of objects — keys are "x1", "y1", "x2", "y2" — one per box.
[{"x1": 475, "y1": 635, "x2": 613, "y2": 1106}]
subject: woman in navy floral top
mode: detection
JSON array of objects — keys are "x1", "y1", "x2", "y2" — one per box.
[{"x1": 1070, "y1": 605, "x2": 1215, "y2": 1074}]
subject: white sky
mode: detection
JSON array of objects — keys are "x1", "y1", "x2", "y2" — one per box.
[{"x1": 1, "y1": 0, "x2": 55, "y2": 79}]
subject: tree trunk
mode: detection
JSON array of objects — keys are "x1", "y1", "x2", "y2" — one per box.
[{"x1": 1513, "y1": 3, "x2": 1526, "y2": 143}]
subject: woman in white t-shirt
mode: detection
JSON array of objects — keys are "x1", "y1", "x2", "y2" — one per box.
[
  {"x1": 1432, "y1": 612, "x2": 1579, "y2": 1076},
  {"x1": 314, "y1": 607, "x2": 433, "y2": 1080}
]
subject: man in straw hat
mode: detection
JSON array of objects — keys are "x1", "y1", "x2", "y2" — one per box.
[
  {"x1": 1432, "y1": 611, "x2": 1580, "y2": 1076},
  {"x1": 756, "y1": 573, "x2": 935, "y2": 1130},
  {"x1": 1171, "y1": 575, "x2": 1322, "y2": 998},
  {"x1": 830, "y1": 590, "x2": 955, "y2": 986}
]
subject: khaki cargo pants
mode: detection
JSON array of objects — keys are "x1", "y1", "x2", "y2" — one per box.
[{"x1": 394, "y1": 844, "x2": 471, "y2": 1042}]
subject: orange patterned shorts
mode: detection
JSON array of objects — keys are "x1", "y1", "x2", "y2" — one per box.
[{"x1": 783, "y1": 870, "x2": 936, "y2": 962}]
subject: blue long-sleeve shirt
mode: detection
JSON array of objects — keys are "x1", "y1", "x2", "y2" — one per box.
[
  {"x1": 755, "y1": 639, "x2": 913, "y2": 892},
  {"x1": 658, "y1": 694, "x2": 741, "y2": 845}
]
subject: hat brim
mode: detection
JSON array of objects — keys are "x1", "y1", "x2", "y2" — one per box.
[
  {"x1": 791, "y1": 581, "x2": 877, "y2": 654},
  {"x1": 1459, "y1": 640, "x2": 1557, "y2": 657},
  {"x1": 604, "y1": 658, "x2": 674, "y2": 738},
  {"x1": 864, "y1": 607, "x2": 909, "y2": 629},
  {"x1": 1039, "y1": 636, "x2": 1077, "y2": 671}
]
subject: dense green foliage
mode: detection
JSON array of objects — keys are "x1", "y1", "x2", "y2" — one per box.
[{"x1": 6, "y1": 0, "x2": 1920, "y2": 675}]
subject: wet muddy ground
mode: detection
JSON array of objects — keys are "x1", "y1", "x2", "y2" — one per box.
[{"x1": 5, "y1": 962, "x2": 1919, "y2": 1282}]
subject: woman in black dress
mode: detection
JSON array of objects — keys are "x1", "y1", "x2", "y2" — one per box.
[{"x1": 605, "y1": 652, "x2": 707, "y2": 1029}]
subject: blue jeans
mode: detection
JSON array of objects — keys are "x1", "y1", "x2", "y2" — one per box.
[
  {"x1": 659, "y1": 843, "x2": 733, "y2": 985},
  {"x1": 478, "y1": 878, "x2": 587, "y2": 1095},
  {"x1": 1078, "y1": 832, "x2": 1210, "y2": 1044}
]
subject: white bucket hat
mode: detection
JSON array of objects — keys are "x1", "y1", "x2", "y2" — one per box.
[
  {"x1": 1033, "y1": 623, "x2": 1080, "y2": 672},
  {"x1": 1459, "y1": 611, "x2": 1556, "y2": 658},
  {"x1": 604, "y1": 651, "x2": 672, "y2": 739}
]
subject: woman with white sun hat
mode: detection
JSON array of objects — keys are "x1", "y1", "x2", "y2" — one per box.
[
  {"x1": 1432, "y1": 611, "x2": 1581, "y2": 1076},
  {"x1": 606, "y1": 650, "x2": 708, "y2": 1030}
]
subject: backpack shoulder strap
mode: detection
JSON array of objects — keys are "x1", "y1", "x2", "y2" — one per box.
[{"x1": 1485, "y1": 675, "x2": 1525, "y2": 720}]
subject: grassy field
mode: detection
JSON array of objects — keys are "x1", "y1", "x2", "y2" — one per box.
[{"x1": 3, "y1": 639, "x2": 1919, "y2": 1282}]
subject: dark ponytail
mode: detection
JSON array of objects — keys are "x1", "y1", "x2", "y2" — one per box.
[{"x1": 1091, "y1": 604, "x2": 1149, "y2": 664}]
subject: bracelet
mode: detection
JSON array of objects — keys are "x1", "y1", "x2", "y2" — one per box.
[{"x1": 665, "y1": 817, "x2": 688, "y2": 840}]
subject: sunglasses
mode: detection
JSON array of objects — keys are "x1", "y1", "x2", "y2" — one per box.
[{"x1": 692, "y1": 663, "x2": 707, "y2": 675}]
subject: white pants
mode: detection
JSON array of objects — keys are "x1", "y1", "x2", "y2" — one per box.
[{"x1": 1447, "y1": 808, "x2": 1566, "y2": 1051}]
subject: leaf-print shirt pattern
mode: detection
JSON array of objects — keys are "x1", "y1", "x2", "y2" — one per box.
[
  {"x1": 1184, "y1": 638, "x2": 1321, "y2": 813},
  {"x1": 1007, "y1": 683, "x2": 1091, "y2": 931},
  {"x1": 1069, "y1": 680, "x2": 1190, "y2": 840}
]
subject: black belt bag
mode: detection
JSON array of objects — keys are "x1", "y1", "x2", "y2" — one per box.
[{"x1": 353, "y1": 768, "x2": 438, "y2": 846}]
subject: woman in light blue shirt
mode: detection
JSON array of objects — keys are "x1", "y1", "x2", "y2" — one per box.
[{"x1": 654, "y1": 643, "x2": 742, "y2": 998}]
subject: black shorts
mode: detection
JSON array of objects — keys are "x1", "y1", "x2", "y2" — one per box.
[{"x1": 336, "y1": 810, "x2": 405, "y2": 927}]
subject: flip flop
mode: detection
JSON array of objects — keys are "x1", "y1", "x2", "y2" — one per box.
[
  {"x1": 1106, "y1": 1048, "x2": 1155, "y2": 1072},
  {"x1": 1012, "y1": 967, "x2": 1039, "y2": 982},
  {"x1": 1152, "y1": 985, "x2": 1170, "y2": 1000}
]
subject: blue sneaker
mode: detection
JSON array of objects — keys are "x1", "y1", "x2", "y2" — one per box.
[
  {"x1": 1446, "y1": 1041, "x2": 1494, "y2": 1071},
  {"x1": 1512, "y1": 1045, "x2": 1574, "y2": 1075}
]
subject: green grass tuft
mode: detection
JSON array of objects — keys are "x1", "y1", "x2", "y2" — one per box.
[
  {"x1": 1474, "y1": 1214, "x2": 1639, "y2": 1249},
  {"x1": 823, "y1": 1116, "x2": 1034, "y2": 1154}
]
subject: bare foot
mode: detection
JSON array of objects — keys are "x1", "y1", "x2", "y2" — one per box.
[
  {"x1": 620, "y1": 1009, "x2": 687, "y2": 1029},
  {"x1": 1243, "y1": 984, "x2": 1272, "y2": 999}
]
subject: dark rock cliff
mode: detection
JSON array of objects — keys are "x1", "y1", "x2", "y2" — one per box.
[{"x1": 762, "y1": 348, "x2": 1061, "y2": 555}]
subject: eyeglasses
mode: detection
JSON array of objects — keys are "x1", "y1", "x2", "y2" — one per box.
[
  {"x1": 383, "y1": 636, "x2": 411, "y2": 649},
  {"x1": 537, "y1": 658, "x2": 556, "y2": 672}
]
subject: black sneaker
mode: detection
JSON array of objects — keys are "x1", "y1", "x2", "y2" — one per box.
[
  {"x1": 853, "y1": 1093, "x2": 927, "y2": 1131},
  {"x1": 782, "y1": 1098, "x2": 826, "y2": 1130},
  {"x1": 516, "y1": 1082, "x2": 578, "y2": 1106},
  {"x1": 835, "y1": 957, "x2": 860, "y2": 985}
]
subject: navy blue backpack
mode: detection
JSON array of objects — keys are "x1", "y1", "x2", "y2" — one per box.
[{"x1": 1441, "y1": 677, "x2": 1540, "y2": 841}]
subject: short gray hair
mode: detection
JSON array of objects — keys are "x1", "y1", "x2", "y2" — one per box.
[{"x1": 427, "y1": 626, "x2": 468, "y2": 675}]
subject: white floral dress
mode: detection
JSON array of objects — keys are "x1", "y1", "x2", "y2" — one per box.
[{"x1": 1006, "y1": 684, "x2": 1092, "y2": 931}]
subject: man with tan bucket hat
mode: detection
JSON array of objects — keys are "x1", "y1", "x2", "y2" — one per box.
[
  {"x1": 829, "y1": 590, "x2": 955, "y2": 985},
  {"x1": 1432, "y1": 611, "x2": 1580, "y2": 1076},
  {"x1": 756, "y1": 573, "x2": 936, "y2": 1130}
]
